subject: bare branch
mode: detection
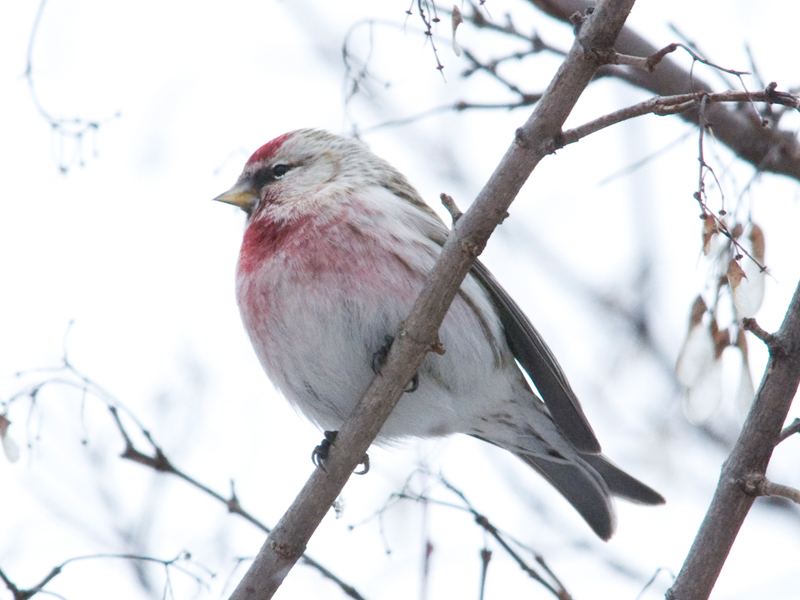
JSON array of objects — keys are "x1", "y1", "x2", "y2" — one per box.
[
  {"x1": 0, "y1": 552, "x2": 209, "y2": 600},
  {"x1": 408, "y1": 0, "x2": 445, "y2": 76},
  {"x1": 440, "y1": 193, "x2": 463, "y2": 224},
  {"x1": 779, "y1": 418, "x2": 800, "y2": 442},
  {"x1": 560, "y1": 87, "x2": 800, "y2": 147},
  {"x1": 742, "y1": 317, "x2": 777, "y2": 347},
  {"x1": 740, "y1": 473, "x2": 800, "y2": 506}
]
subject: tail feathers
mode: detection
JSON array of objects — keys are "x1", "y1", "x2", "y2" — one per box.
[
  {"x1": 518, "y1": 453, "x2": 616, "y2": 541},
  {"x1": 582, "y1": 454, "x2": 666, "y2": 506}
]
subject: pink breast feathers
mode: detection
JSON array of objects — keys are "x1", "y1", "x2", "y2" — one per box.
[
  {"x1": 238, "y1": 211, "x2": 423, "y2": 314},
  {"x1": 237, "y1": 213, "x2": 312, "y2": 276}
]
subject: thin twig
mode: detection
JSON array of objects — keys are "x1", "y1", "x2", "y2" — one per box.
[
  {"x1": 740, "y1": 473, "x2": 800, "y2": 505},
  {"x1": 409, "y1": 0, "x2": 445, "y2": 76},
  {"x1": 741, "y1": 318, "x2": 775, "y2": 345},
  {"x1": 634, "y1": 567, "x2": 675, "y2": 600},
  {"x1": 0, "y1": 552, "x2": 209, "y2": 600},
  {"x1": 356, "y1": 96, "x2": 544, "y2": 134},
  {"x1": 436, "y1": 476, "x2": 571, "y2": 599},
  {"x1": 461, "y1": 47, "x2": 526, "y2": 97},
  {"x1": 779, "y1": 418, "x2": 800, "y2": 442},
  {"x1": 592, "y1": 42, "x2": 681, "y2": 72},
  {"x1": 466, "y1": 1, "x2": 565, "y2": 53},
  {"x1": 478, "y1": 548, "x2": 492, "y2": 600},
  {"x1": 560, "y1": 88, "x2": 800, "y2": 147},
  {"x1": 440, "y1": 193, "x2": 463, "y2": 224},
  {"x1": 24, "y1": 0, "x2": 118, "y2": 172},
  {"x1": 672, "y1": 42, "x2": 749, "y2": 77},
  {"x1": 598, "y1": 129, "x2": 694, "y2": 185}
]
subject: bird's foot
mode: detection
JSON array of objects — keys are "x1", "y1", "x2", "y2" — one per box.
[
  {"x1": 371, "y1": 335, "x2": 419, "y2": 393},
  {"x1": 311, "y1": 430, "x2": 370, "y2": 475}
]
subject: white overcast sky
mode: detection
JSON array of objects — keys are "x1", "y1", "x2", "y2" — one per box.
[{"x1": 2, "y1": 1, "x2": 800, "y2": 599}]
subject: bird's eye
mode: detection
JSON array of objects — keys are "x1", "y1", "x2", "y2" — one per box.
[
  {"x1": 272, "y1": 164, "x2": 291, "y2": 178},
  {"x1": 248, "y1": 163, "x2": 292, "y2": 190}
]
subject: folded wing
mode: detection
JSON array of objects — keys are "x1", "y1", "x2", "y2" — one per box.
[{"x1": 470, "y1": 260, "x2": 601, "y2": 453}]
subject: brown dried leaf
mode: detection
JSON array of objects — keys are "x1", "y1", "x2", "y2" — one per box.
[
  {"x1": 749, "y1": 224, "x2": 765, "y2": 262},
  {"x1": 727, "y1": 259, "x2": 746, "y2": 288},
  {"x1": 702, "y1": 216, "x2": 718, "y2": 255},
  {"x1": 730, "y1": 257, "x2": 765, "y2": 318},
  {"x1": 711, "y1": 322, "x2": 730, "y2": 359},
  {"x1": 452, "y1": 5, "x2": 463, "y2": 57},
  {"x1": 688, "y1": 295, "x2": 707, "y2": 328}
]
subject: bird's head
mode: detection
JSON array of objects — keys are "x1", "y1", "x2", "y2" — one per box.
[{"x1": 214, "y1": 129, "x2": 433, "y2": 224}]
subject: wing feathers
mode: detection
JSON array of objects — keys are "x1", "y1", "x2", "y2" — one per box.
[
  {"x1": 581, "y1": 454, "x2": 665, "y2": 505},
  {"x1": 518, "y1": 453, "x2": 616, "y2": 540},
  {"x1": 470, "y1": 260, "x2": 601, "y2": 453}
]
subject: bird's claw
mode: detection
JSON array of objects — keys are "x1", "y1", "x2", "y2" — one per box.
[
  {"x1": 311, "y1": 430, "x2": 370, "y2": 475},
  {"x1": 406, "y1": 373, "x2": 419, "y2": 393},
  {"x1": 371, "y1": 336, "x2": 393, "y2": 375},
  {"x1": 311, "y1": 430, "x2": 337, "y2": 471},
  {"x1": 372, "y1": 335, "x2": 419, "y2": 393}
]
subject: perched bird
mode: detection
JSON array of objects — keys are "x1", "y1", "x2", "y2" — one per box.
[{"x1": 215, "y1": 129, "x2": 664, "y2": 540}]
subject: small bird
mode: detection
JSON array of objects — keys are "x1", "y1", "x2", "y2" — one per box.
[{"x1": 215, "y1": 129, "x2": 664, "y2": 540}]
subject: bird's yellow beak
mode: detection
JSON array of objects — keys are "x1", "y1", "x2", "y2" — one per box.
[{"x1": 213, "y1": 184, "x2": 258, "y2": 214}]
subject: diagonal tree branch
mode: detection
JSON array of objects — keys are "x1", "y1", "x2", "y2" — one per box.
[
  {"x1": 667, "y1": 280, "x2": 800, "y2": 600},
  {"x1": 226, "y1": 0, "x2": 639, "y2": 598},
  {"x1": 528, "y1": 0, "x2": 800, "y2": 181},
  {"x1": 560, "y1": 87, "x2": 799, "y2": 146}
]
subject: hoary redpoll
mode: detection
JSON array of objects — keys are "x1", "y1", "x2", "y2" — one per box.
[{"x1": 215, "y1": 129, "x2": 664, "y2": 540}]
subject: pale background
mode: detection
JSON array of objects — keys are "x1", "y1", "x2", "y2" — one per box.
[{"x1": 2, "y1": 1, "x2": 799, "y2": 599}]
